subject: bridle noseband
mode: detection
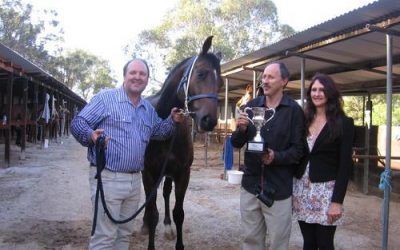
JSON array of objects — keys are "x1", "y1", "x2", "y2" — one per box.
[{"x1": 176, "y1": 56, "x2": 219, "y2": 115}]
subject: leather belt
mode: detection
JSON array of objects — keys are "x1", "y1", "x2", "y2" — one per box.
[{"x1": 90, "y1": 163, "x2": 140, "y2": 173}]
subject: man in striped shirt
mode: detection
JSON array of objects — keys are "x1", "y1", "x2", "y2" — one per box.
[{"x1": 71, "y1": 58, "x2": 184, "y2": 250}]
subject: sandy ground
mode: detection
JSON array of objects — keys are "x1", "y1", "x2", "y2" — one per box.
[{"x1": 0, "y1": 136, "x2": 400, "y2": 250}]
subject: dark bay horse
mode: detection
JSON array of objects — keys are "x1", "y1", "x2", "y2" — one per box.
[{"x1": 142, "y1": 36, "x2": 222, "y2": 250}]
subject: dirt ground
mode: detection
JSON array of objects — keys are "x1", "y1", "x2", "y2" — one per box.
[{"x1": 0, "y1": 136, "x2": 400, "y2": 250}]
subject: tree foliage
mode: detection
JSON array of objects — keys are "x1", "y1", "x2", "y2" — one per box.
[
  {"x1": 60, "y1": 49, "x2": 116, "y2": 100},
  {"x1": 0, "y1": 0, "x2": 116, "y2": 100},
  {"x1": 370, "y1": 94, "x2": 400, "y2": 126},
  {"x1": 124, "y1": 0, "x2": 295, "y2": 87},
  {"x1": 0, "y1": 0, "x2": 63, "y2": 69},
  {"x1": 343, "y1": 96, "x2": 364, "y2": 126},
  {"x1": 343, "y1": 94, "x2": 400, "y2": 126}
]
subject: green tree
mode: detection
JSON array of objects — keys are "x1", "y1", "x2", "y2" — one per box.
[
  {"x1": 0, "y1": 0, "x2": 64, "y2": 70},
  {"x1": 343, "y1": 96, "x2": 365, "y2": 126},
  {"x1": 125, "y1": 0, "x2": 294, "y2": 87},
  {"x1": 371, "y1": 94, "x2": 400, "y2": 126},
  {"x1": 0, "y1": 0, "x2": 116, "y2": 100},
  {"x1": 59, "y1": 49, "x2": 116, "y2": 100},
  {"x1": 343, "y1": 94, "x2": 400, "y2": 126}
]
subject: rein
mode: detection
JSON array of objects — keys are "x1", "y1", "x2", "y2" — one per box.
[
  {"x1": 91, "y1": 131, "x2": 177, "y2": 236},
  {"x1": 177, "y1": 56, "x2": 218, "y2": 115}
]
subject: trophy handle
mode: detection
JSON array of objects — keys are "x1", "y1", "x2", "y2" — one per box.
[
  {"x1": 242, "y1": 107, "x2": 275, "y2": 125},
  {"x1": 243, "y1": 107, "x2": 252, "y2": 113},
  {"x1": 243, "y1": 107, "x2": 255, "y2": 125},
  {"x1": 265, "y1": 108, "x2": 275, "y2": 124}
]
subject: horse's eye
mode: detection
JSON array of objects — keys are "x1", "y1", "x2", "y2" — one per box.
[{"x1": 197, "y1": 71, "x2": 207, "y2": 80}]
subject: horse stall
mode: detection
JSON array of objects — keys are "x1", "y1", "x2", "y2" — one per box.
[
  {"x1": 352, "y1": 125, "x2": 400, "y2": 195},
  {"x1": 0, "y1": 42, "x2": 85, "y2": 168}
]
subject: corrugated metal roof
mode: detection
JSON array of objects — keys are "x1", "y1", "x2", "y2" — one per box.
[
  {"x1": 222, "y1": 0, "x2": 400, "y2": 72},
  {"x1": 220, "y1": 0, "x2": 400, "y2": 100},
  {"x1": 0, "y1": 42, "x2": 86, "y2": 104},
  {"x1": 292, "y1": 0, "x2": 379, "y2": 33},
  {"x1": 0, "y1": 43, "x2": 49, "y2": 75}
]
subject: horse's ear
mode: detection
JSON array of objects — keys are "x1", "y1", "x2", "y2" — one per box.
[
  {"x1": 201, "y1": 36, "x2": 213, "y2": 55},
  {"x1": 215, "y1": 51, "x2": 222, "y2": 61}
]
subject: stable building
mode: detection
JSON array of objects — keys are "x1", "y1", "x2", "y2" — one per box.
[{"x1": 0, "y1": 42, "x2": 86, "y2": 167}]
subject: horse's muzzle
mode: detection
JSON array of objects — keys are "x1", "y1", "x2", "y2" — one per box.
[{"x1": 199, "y1": 115, "x2": 217, "y2": 132}]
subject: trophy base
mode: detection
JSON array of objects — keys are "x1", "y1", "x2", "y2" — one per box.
[{"x1": 246, "y1": 142, "x2": 266, "y2": 154}]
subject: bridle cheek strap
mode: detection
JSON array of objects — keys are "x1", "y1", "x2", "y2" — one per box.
[{"x1": 177, "y1": 56, "x2": 219, "y2": 114}]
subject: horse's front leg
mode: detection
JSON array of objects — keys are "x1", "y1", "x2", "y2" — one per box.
[
  {"x1": 142, "y1": 171, "x2": 159, "y2": 250},
  {"x1": 163, "y1": 176, "x2": 175, "y2": 240},
  {"x1": 173, "y1": 171, "x2": 190, "y2": 250}
]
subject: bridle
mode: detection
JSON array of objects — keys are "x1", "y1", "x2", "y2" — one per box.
[{"x1": 176, "y1": 56, "x2": 219, "y2": 115}]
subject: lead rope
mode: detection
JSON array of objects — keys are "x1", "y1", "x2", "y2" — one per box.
[
  {"x1": 379, "y1": 168, "x2": 392, "y2": 228},
  {"x1": 91, "y1": 129, "x2": 177, "y2": 236},
  {"x1": 379, "y1": 169, "x2": 392, "y2": 191}
]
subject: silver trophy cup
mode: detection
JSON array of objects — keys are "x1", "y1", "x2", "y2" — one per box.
[{"x1": 244, "y1": 107, "x2": 275, "y2": 153}]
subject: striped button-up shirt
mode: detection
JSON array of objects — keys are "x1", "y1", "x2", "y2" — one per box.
[{"x1": 71, "y1": 87, "x2": 175, "y2": 173}]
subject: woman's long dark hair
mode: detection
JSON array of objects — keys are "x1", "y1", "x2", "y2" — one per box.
[{"x1": 305, "y1": 73, "x2": 345, "y2": 140}]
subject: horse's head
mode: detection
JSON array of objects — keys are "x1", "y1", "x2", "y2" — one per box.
[{"x1": 177, "y1": 36, "x2": 223, "y2": 132}]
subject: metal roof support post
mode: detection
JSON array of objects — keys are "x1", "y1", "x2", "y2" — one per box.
[
  {"x1": 362, "y1": 96, "x2": 365, "y2": 126},
  {"x1": 4, "y1": 72, "x2": 13, "y2": 167},
  {"x1": 224, "y1": 78, "x2": 229, "y2": 138},
  {"x1": 363, "y1": 93, "x2": 371, "y2": 195},
  {"x1": 382, "y1": 33, "x2": 393, "y2": 250},
  {"x1": 67, "y1": 98, "x2": 72, "y2": 136},
  {"x1": 33, "y1": 83, "x2": 38, "y2": 144},
  {"x1": 223, "y1": 78, "x2": 230, "y2": 180},
  {"x1": 300, "y1": 58, "x2": 306, "y2": 108},
  {"x1": 253, "y1": 70, "x2": 257, "y2": 99},
  {"x1": 20, "y1": 78, "x2": 28, "y2": 160},
  {"x1": 56, "y1": 92, "x2": 61, "y2": 141}
]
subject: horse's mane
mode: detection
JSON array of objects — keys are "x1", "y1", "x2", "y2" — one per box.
[
  {"x1": 203, "y1": 52, "x2": 222, "y2": 75},
  {"x1": 153, "y1": 57, "x2": 192, "y2": 97},
  {"x1": 151, "y1": 52, "x2": 221, "y2": 99}
]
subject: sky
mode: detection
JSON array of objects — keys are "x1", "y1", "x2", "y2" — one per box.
[{"x1": 26, "y1": 0, "x2": 376, "y2": 85}]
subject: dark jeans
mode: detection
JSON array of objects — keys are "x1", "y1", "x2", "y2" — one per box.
[{"x1": 298, "y1": 220, "x2": 337, "y2": 250}]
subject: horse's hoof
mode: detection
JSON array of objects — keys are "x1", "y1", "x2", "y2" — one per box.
[
  {"x1": 141, "y1": 224, "x2": 149, "y2": 235},
  {"x1": 164, "y1": 225, "x2": 175, "y2": 240}
]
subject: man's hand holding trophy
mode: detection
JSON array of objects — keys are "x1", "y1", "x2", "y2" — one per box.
[{"x1": 237, "y1": 107, "x2": 275, "y2": 154}]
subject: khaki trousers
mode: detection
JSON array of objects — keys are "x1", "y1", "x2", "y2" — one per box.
[
  {"x1": 89, "y1": 168, "x2": 141, "y2": 250},
  {"x1": 240, "y1": 188, "x2": 292, "y2": 250}
]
